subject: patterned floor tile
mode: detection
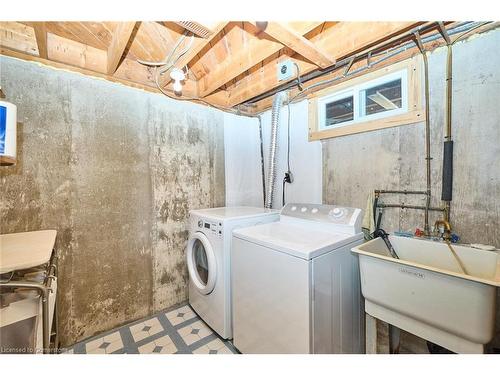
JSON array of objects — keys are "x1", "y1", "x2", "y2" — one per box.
[
  {"x1": 66, "y1": 302, "x2": 236, "y2": 354},
  {"x1": 85, "y1": 331, "x2": 123, "y2": 354},
  {"x1": 193, "y1": 338, "x2": 233, "y2": 354},
  {"x1": 165, "y1": 305, "x2": 196, "y2": 326},
  {"x1": 138, "y1": 334, "x2": 177, "y2": 354},
  {"x1": 178, "y1": 319, "x2": 212, "y2": 345},
  {"x1": 129, "y1": 317, "x2": 164, "y2": 342}
]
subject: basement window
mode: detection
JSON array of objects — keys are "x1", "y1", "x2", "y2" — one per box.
[
  {"x1": 318, "y1": 70, "x2": 407, "y2": 131},
  {"x1": 324, "y1": 93, "x2": 354, "y2": 126},
  {"x1": 309, "y1": 57, "x2": 423, "y2": 140}
]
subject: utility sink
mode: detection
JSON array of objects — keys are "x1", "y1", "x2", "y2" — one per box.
[{"x1": 352, "y1": 235, "x2": 500, "y2": 353}]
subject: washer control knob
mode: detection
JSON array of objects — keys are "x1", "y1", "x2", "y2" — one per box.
[
  {"x1": 301, "y1": 207, "x2": 307, "y2": 213},
  {"x1": 291, "y1": 206, "x2": 297, "y2": 211},
  {"x1": 198, "y1": 220, "x2": 203, "y2": 228},
  {"x1": 330, "y1": 208, "x2": 344, "y2": 218},
  {"x1": 311, "y1": 208, "x2": 319, "y2": 214}
]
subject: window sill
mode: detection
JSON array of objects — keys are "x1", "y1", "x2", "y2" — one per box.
[{"x1": 308, "y1": 109, "x2": 424, "y2": 141}]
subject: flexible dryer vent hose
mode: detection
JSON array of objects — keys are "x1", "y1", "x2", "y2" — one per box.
[{"x1": 264, "y1": 91, "x2": 287, "y2": 208}]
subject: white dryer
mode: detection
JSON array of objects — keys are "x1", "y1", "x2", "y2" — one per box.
[
  {"x1": 187, "y1": 207, "x2": 279, "y2": 339},
  {"x1": 231, "y1": 203, "x2": 364, "y2": 353}
]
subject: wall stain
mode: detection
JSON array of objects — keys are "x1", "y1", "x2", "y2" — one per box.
[
  {"x1": 322, "y1": 32, "x2": 500, "y2": 353},
  {"x1": 0, "y1": 56, "x2": 225, "y2": 347}
]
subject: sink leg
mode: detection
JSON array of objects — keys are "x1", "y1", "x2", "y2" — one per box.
[
  {"x1": 389, "y1": 325, "x2": 401, "y2": 354},
  {"x1": 365, "y1": 313, "x2": 378, "y2": 354}
]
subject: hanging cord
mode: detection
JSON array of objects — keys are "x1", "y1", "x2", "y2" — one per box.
[
  {"x1": 293, "y1": 62, "x2": 304, "y2": 92},
  {"x1": 287, "y1": 100, "x2": 292, "y2": 173},
  {"x1": 137, "y1": 31, "x2": 191, "y2": 67},
  {"x1": 282, "y1": 179, "x2": 286, "y2": 207},
  {"x1": 282, "y1": 93, "x2": 293, "y2": 207},
  {"x1": 281, "y1": 64, "x2": 302, "y2": 206}
]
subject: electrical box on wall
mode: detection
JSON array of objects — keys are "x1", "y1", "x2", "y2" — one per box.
[{"x1": 277, "y1": 59, "x2": 295, "y2": 81}]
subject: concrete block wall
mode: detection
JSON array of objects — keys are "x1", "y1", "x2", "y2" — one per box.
[
  {"x1": 322, "y1": 29, "x2": 500, "y2": 352},
  {"x1": 0, "y1": 56, "x2": 225, "y2": 347}
]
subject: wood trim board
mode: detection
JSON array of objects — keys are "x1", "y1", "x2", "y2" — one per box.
[{"x1": 308, "y1": 56, "x2": 424, "y2": 140}]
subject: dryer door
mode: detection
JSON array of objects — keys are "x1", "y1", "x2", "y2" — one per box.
[{"x1": 187, "y1": 232, "x2": 217, "y2": 295}]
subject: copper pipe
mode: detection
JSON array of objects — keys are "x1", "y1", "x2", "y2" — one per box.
[
  {"x1": 414, "y1": 32, "x2": 432, "y2": 235},
  {"x1": 375, "y1": 190, "x2": 428, "y2": 195},
  {"x1": 377, "y1": 203, "x2": 444, "y2": 212}
]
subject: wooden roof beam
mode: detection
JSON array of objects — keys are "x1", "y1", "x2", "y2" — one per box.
[
  {"x1": 252, "y1": 22, "x2": 335, "y2": 69},
  {"x1": 32, "y1": 22, "x2": 48, "y2": 59},
  {"x1": 198, "y1": 21, "x2": 323, "y2": 98},
  {"x1": 107, "y1": 22, "x2": 137, "y2": 75},
  {"x1": 222, "y1": 22, "x2": 421, "y2": 107}
]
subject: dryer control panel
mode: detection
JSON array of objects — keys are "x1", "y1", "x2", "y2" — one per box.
[
  {"x1": 196, "y1": 218, "x2": 223, "y2": 237},
  {"x1": 281, "y1": 203, "x2": 363, "y2": 234}
]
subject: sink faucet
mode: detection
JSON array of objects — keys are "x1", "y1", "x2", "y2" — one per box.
[{"x1": 434, "y1": 219, "x2": 452, "y2": 241}]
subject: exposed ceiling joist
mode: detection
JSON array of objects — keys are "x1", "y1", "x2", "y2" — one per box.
[
  {"x1": 174, "y1": 21, "x2": 215, "y2": 39},
  {"x1": 32, "y1": 22, "x2": 48, "y2": 59},
  {"x1": 171, "y1": 22, "x2": 229, "y2": 72},
  {"x1": 107, "y1": 21, "x2": 137, "y2": 75},
  {"x1": 0, "y1": 45, "x2": 155, "y2": 92},
  {"x1": 252, "y1": 22, "x2": 335, "y2": 69},
  {"x1": 224, "y1": 22, "x2": 421, "y2": 107},
  {"x1": 2, "y1": 21, "x2": 490, "y2": 113},
  {"x1": 198, "y1": 21, "x2": 323, "y2": 98}
]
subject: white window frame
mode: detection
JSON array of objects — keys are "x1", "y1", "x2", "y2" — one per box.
[
  {"x1": 308, "y1": 56, "x2": 424, "y2": 141},
  {"x1": 317, "y1": 88, "x2": 355, "y2": 129},
  {"x1": 317, "y1": 69, "x2": 408, "y2": 131}
]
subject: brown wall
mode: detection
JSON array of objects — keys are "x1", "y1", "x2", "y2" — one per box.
[
  {"x1": 322, "y1": 30, "x2": 500, "y2": 352},
  {"x1": 0, "y1": 56, "x2": 225, "y2": 347}
]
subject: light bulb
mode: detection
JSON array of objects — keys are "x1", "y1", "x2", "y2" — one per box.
[
  {"x1": 173, "y1": 80, "x2": 183, "y2": 95},
  {"x1": 170, "y1": 68, "x2": 185, "y2": 95}
]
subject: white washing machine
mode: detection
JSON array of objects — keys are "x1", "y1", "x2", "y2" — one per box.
[
  {"x1": 187, "y1": 207, "x2": 279, "y2": 339},
  {"x1": 231, "y1": 203, "x2": 365, "y2": 353}
]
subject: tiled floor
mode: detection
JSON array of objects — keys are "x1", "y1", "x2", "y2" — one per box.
[{"x1": 67, "y1": 303, "x2": 237, "y2": 354}]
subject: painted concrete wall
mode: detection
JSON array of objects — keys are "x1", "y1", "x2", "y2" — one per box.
[
  {"x1": 223, "y1": 113, "x2": 264, "y2": 207},
  {"x1": 0, "y1": 56, "x2": 225, "y2": 347},
  {"x1": 322, "y1": 29, "x2": 500, "y2": 352},
  {"x1": 224, "y1": 100, "x2": 323, "y2": 209},
  {"x1": 260, "y1": 100, "x2": 323, "y2": 208}
]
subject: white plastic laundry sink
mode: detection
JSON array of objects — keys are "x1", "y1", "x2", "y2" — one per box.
[{"x1": 352, "y1": 235, "x2": 500, "y2": 353}]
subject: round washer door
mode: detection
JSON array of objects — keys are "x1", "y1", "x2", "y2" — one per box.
[{"x1": 187, "y1": 232, "x2": 217, "y2": 295}]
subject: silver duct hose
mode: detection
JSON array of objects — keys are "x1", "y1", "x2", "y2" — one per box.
[{"x1": 264, "y1": 91, "x2": 287, "y2": 208}]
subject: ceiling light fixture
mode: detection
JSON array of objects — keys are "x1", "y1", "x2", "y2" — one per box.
[{"x1": 170, "y1": 67, "x2": 186, "y2": 96}]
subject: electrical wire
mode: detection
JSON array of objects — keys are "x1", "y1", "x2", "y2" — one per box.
[
  {"x1": 282, "y1": 179, "x2": 287, "y2": 207},
  {"x1": 286, "y1": 100, "x2": 291, "y2": 173},
  {"x1": 137, "y1": 31, "x2": 191, "y2": 67},
  {"x1": 277, "y1": 22, "x2": 491, "y2": 207},
  {"x1": 253, "y1": 21, "x2": 494, "y2": 110},
  {"x1": 451, "y1": 22, "x2": 491, "y2": 45},
  {"x1": 141, "y1": 21, "x2": 493, "y2": 120},
  {"x1": 282, "y1": 67, "x2": 297, "y2": 207},
  {"x1": 138, "y1": 31, "x2": 249, "y2": 116}
]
